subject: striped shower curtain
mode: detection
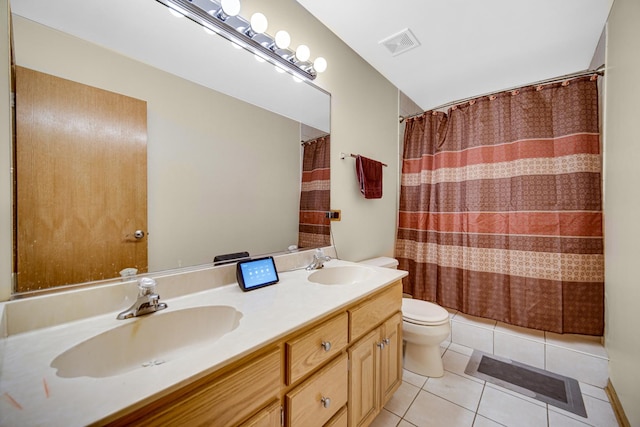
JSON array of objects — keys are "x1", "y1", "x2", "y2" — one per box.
[
  {"x1": 298, "y1": 136, "x2": 331, "y2": 248},
  {"x1": 396, "y1": 76, "x2": 604, "y2": 335}
]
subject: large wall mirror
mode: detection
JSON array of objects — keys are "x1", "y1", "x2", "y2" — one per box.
[{"x1": 10, "y1": 0, "x2": 331, "y2": 294}]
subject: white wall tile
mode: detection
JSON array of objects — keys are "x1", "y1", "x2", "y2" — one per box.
[
  {"x1": 494, "y1": 331, "x2": 545, "y2": 369},
  {"x1": 452, "y1": 321, "x2": 494, "y2": 354}
]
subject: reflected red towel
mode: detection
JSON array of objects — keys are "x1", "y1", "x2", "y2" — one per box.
[{"x1": 355, "y1": 155, "x2": 383, "y2": 199}]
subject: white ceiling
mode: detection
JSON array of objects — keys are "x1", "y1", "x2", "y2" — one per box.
[{"x1": 296, "y1": 0, "x2": 613, "y2": 111}]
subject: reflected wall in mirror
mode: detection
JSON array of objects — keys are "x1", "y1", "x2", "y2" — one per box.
[{"x1": 11, "y1": 0, "x2": 330, "y2": 294}]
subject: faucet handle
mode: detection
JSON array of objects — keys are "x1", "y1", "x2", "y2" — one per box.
[{"x1": 138, "y1": 277, "x2": 157, "y2": 296}]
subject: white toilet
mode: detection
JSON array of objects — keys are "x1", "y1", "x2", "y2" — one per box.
[
  {"x1": 359, "y1": 257, "x2": 451, "y2": 378},
  {"x1": 401, "y1": 298, "x2": 451, "y2": 377}
]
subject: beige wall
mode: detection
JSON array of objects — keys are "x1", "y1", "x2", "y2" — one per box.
[
  {"x1": 603, "y1": 0, "x2": 640, "y2": 423},
  {"x1": 245, "y1": 0, "x2": 400, "y2": 262}
]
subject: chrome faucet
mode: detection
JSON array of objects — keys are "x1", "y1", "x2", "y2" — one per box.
[
  {"x1": 306, "y1": 249, "x2": 332, "y2": 270},
  {"x1": 117, "y1": 278, "x2": 167, "y2": 320}
]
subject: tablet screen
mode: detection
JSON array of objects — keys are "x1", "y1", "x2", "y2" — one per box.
[{"x1": 236, "y1": 257, "x2": 279, "y2": 291}]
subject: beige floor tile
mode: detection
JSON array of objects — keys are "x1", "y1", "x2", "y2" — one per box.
[
  {"x1": 442, "y1": 348, "x2": 485, "y2": 384},
  {"x1": 578, "y1": 382, "x2": 609, "y2": 402},
  {"x1": 398, "y1": 421, "x2": 418, "y2": 427},
  {"x1": 546, "y1": 345, "x2": 609, "y2": 387},
  {"x1": 384, "y1": 381, "x2": 421, "y2": 417},
  {"x1": 473, "y1": 415, "x2": 507, "y2": 427},
  {"x1": 404, "y1": 390, "x2": 475, "y2": 427},
  {"x1": 549, "y1": 394, "x2": 618, "y2": 427},
  {"x1": 402, "y1": 369, "x2": 428, "y2": 389},
  {"x1": 370, "y1": 409, "x2": 402, "y2": 427},
  {"x1": 424, "y1": 371, "x2": 485, "y2": 412},
  {"x1": 477, "y1": 386, "x2": 548, "y2": 427},
  {"x1": 548, "y1": 411, "x2": 592, "y2": 427}
]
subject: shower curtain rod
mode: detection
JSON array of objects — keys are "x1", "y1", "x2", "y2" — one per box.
[{"x1": 399, "y1": 66, "x2": 606, "y2": 122}]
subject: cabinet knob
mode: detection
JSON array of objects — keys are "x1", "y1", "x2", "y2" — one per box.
[
  {"x1": 321, "y1": 341, "x2": 332, "y2": 352},
  {"x1": 383, "y1": 338, "x2": 391, "y2": 346},
  {"x1": 377, "y1": 341, "x2": 385, "y2": 349},
  {"x1": 321, "y1": 396, "x2": 331, "y2": 408}
]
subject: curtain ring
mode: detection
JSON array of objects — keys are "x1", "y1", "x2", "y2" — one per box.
[
  {"x1": 590, "y1": 74, "x2": 598, "y2": 81},
  {"x1": 431, "y1": 111, "x2": 438, "y2": 116},
  {"x1": 536, "y1": 85, "x2": 543, "y2": 91},
  {"x1": 562, "y1": 80, "x2": 570, "y2": 87},
  {"x1": 489, "y1": 95, "x2": 497, "y2": 101},
  {"x1": 469, "y1": 99, "x2": 476, "y2": 106},
  {"x1": 511, "y1": 90, "x2": 519, "y2": 96},
  {"x1": 451, "y1": 105, "x2": 458, "y2": 111}
]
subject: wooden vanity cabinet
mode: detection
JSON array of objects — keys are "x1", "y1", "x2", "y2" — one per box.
[{"x1": 107, "y1": 281, "x2": 402, "y2": 427}]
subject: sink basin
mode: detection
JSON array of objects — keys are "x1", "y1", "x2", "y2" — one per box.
[
  {"x1": 51, "y1": 305, "x2": 242, "y2": 378},
  {"x1": 307, "y1": 266, "x2": 374, "y2": 285}
]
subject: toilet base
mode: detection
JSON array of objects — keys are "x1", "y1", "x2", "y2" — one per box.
[{"x1": 403, "y1": 341, "x2": 444, "y2": 377}]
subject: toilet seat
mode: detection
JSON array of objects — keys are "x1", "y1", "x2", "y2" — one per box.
[{"x1": 402, "y1": 298, "x2": 449, "y2": 326}]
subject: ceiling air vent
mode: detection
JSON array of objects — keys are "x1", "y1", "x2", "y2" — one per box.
[{"x1": 379, "y1": 28, "x2": 420, "y2": 57}]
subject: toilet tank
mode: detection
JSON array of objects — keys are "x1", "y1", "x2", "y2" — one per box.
[{"x1": 358, "y1": 257, "x2": 399, "y2": 269}]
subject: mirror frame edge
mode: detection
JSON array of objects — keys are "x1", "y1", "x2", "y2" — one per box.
[{"x1": 1, "y1": 0, "x2": 13, "y2": 302}]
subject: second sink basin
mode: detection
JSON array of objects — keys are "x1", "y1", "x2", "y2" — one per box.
[
  {"x1": 307, "y1": 266, "x2": 374, "y2": 285},
  {"x1": 51, "y1": 305, "x2": 242, "y2": 378}
]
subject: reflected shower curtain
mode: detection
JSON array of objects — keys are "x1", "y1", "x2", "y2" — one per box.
[
  {"x1": 298, "y1": 136, "x2": 331, "y2": 248},
  {"x1": 396, "y1": 77, "x2": 604, "y2": 335}
]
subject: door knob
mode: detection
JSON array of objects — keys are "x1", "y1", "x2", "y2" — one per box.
[{"x1": 134, "y1": 230, "x2": 145, "y2": 239}]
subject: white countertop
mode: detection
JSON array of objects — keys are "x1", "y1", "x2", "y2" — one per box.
[{"x1": 0, "y1": 259, "x2": 407, "y2": 426}]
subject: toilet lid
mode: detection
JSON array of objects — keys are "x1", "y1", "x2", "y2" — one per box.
[{"x1": 402, "y1": 298, "x2": 449, "y2": 326}]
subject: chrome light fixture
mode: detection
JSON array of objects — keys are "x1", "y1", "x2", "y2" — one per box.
[{"x1": 156, "y1": 0, "x2": 327, "y2": 81}]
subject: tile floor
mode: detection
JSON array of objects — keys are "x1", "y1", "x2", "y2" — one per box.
[{"x1": 371, "y1": 310, "x2": 619, "y2": 427}]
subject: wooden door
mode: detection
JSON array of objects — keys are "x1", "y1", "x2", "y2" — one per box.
[
  {"x1": 380, "y1": 312, "x2": 403, "y2": 406},
  {"x1": 348, "y1": 328, "x2": 380, "y2": 427},
  {"x1": 15, "y1": 66, "x2": 148, "y2": 292}
]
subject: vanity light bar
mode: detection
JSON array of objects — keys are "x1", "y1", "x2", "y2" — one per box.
[{"x1": 155, "y1": 0, "x2": 318, "y2": 81}]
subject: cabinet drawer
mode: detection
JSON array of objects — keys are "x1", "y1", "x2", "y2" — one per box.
[
  {"x1": 128, "y1": 348, "x2": 282, "y2": 426},
  {"x1": 349, "y1": 281, "x2": 402, "y2": 342},
  {"x1": 286, "y1": 312, "x2": 348, "y2": 384},
  {"x1": 286, "y1": 353, "x2": 348, "y2": 427}
]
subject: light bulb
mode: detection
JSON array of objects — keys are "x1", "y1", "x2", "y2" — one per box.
[
  {"x1": 295, "y1": 45, "x2": 310, "y2": 62},
  {"x1": 274, "y1": 30, "x2": 291, "y2": 49},
  {"x1": 220, "y1": 0, "x2": 240, "y2": 17},
  {"x1": 314, "y1": 57, "x2": 327, "y2": 73},
  {"x1": 250, "y1": 13, "x2": 268, "y2": 34}
]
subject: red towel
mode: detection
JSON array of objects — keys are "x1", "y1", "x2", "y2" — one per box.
[{"x1": 355, "y1": 155, "x2": 383, "y2": 199}]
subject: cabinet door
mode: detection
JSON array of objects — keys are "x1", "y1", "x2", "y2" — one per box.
[
  {"x1": 380, "y1": 312, "x2": 403, "y2": 406},
  {"x1": 348, "y1": 329, "x2": 380, "y2": 427}
]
